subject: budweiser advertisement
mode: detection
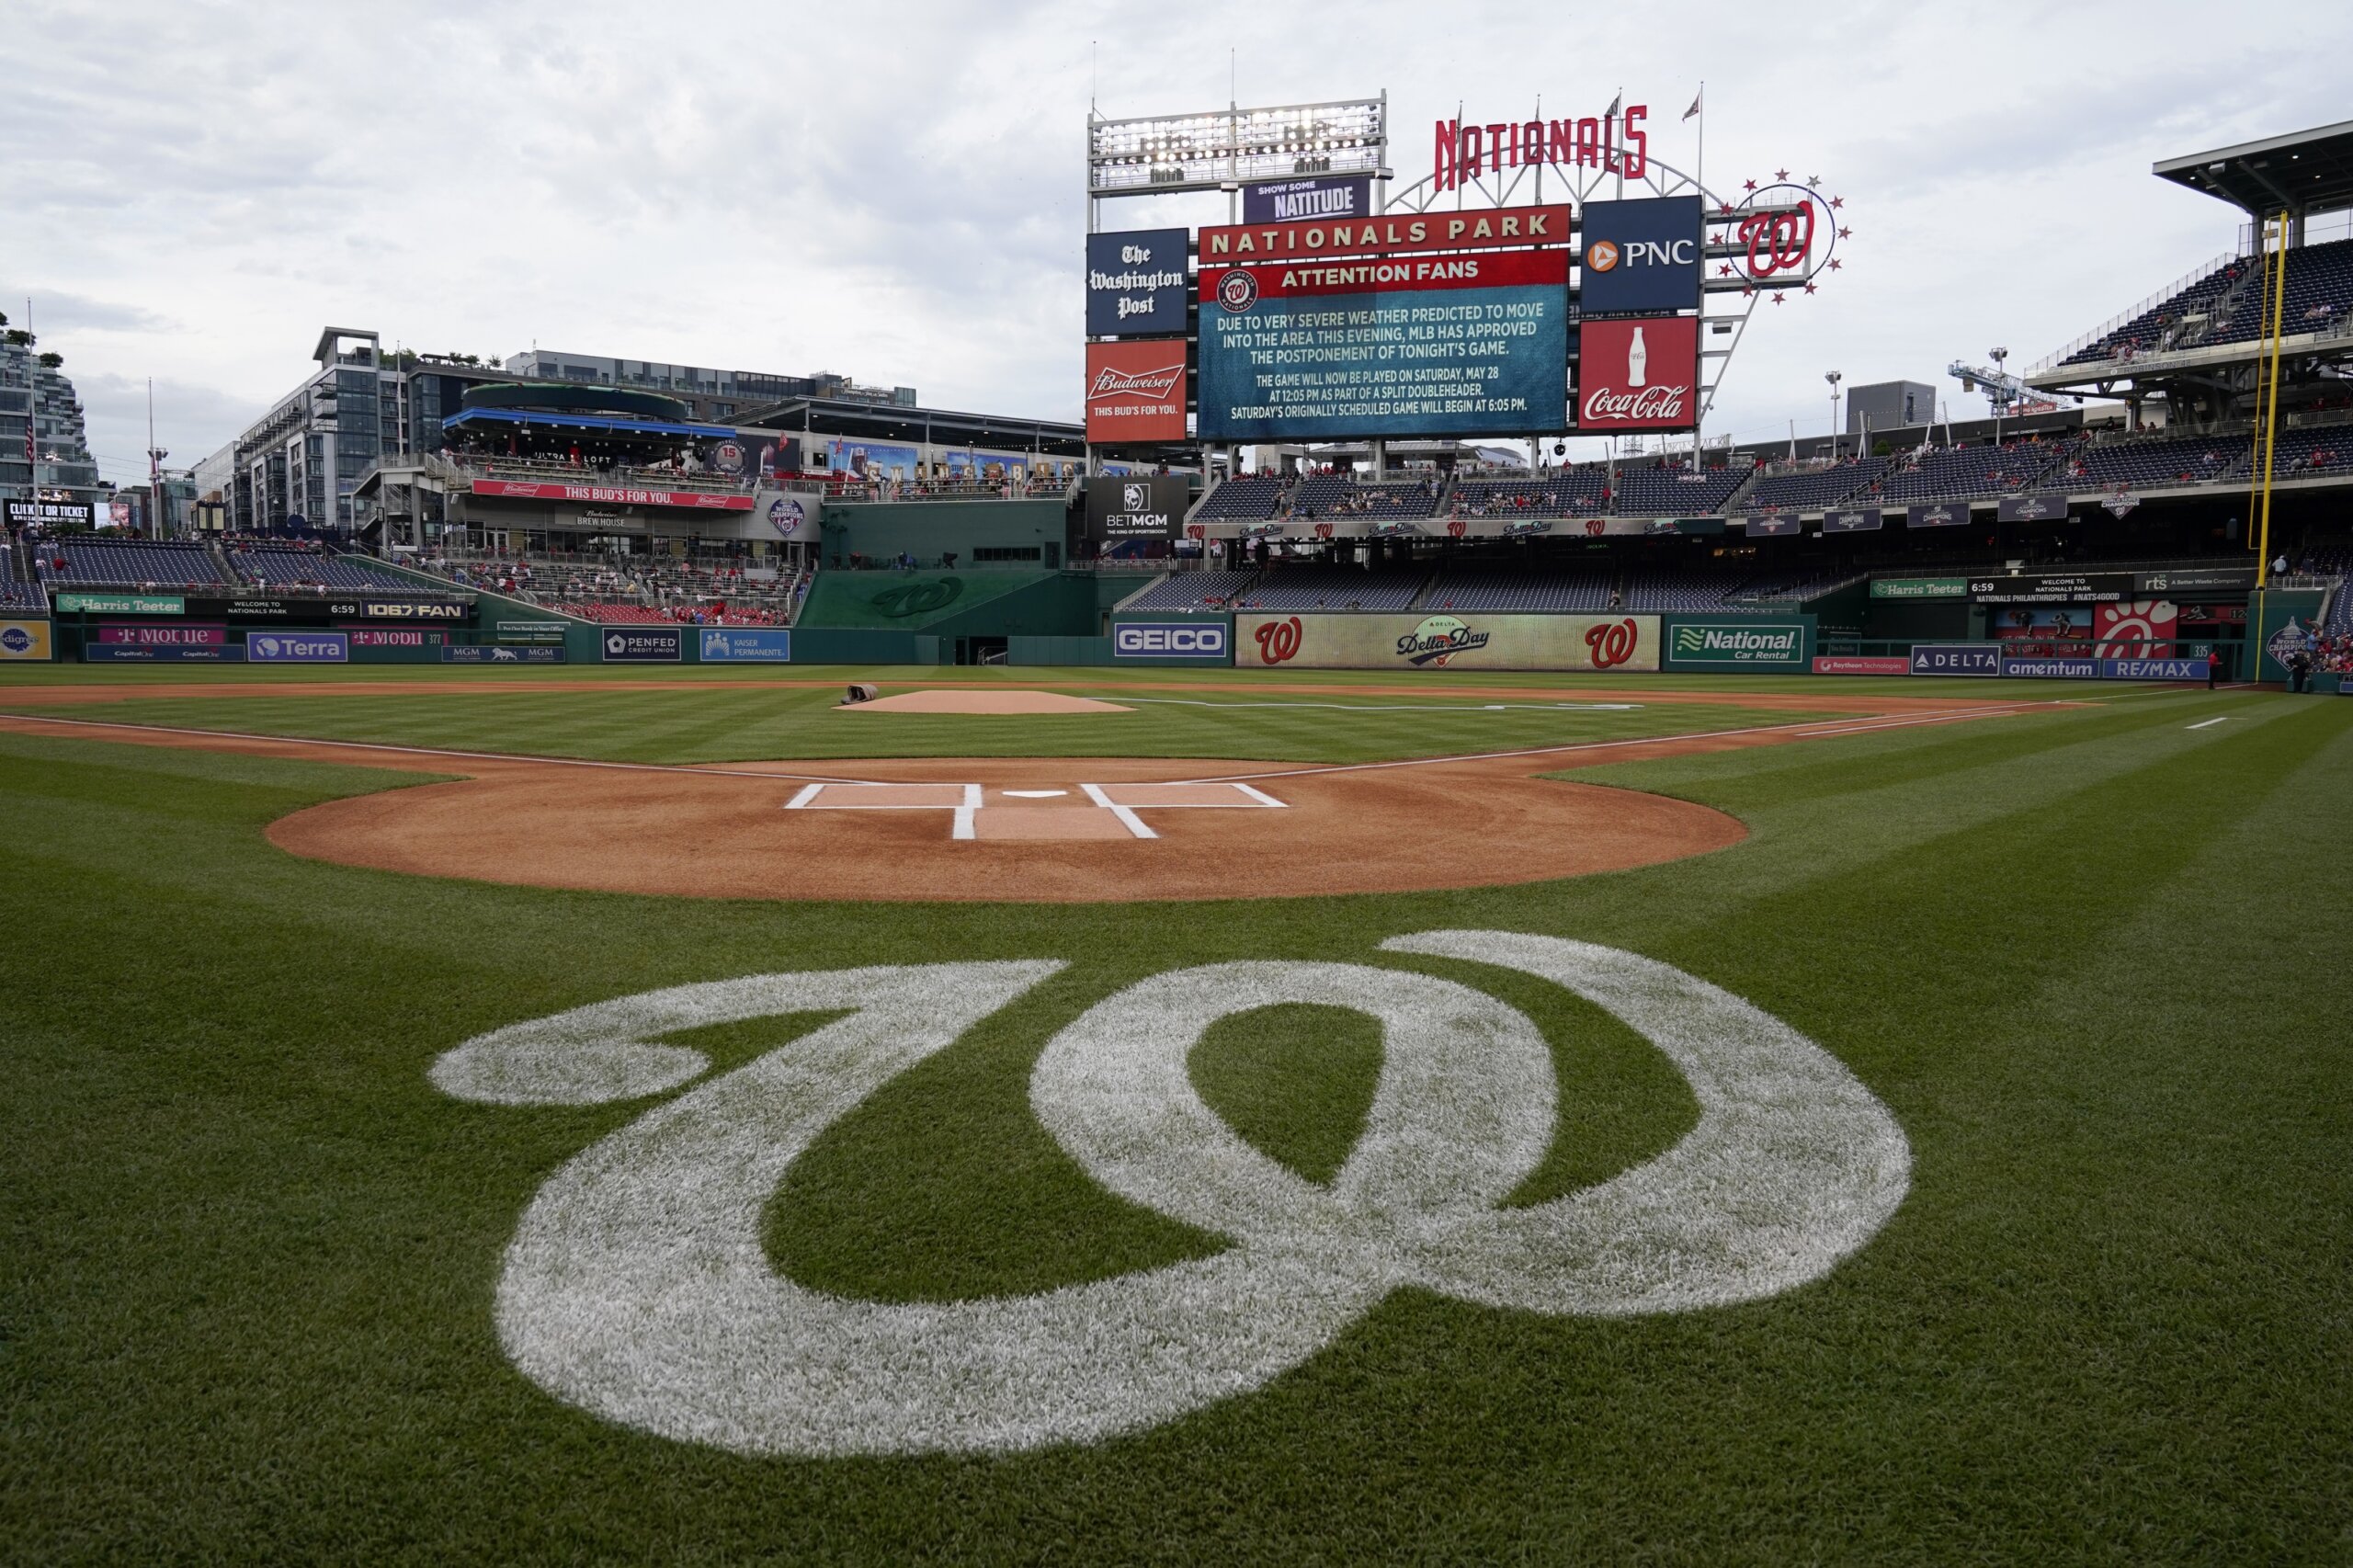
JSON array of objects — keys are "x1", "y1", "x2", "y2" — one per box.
[
  {"x1": 1085, "y1": 340, "x2": 1188, "y2": 444},
  {"x1": 1574, "y1": 316, "x2": 1698, "y2": 432},
  {"x1": 466, "y1": 480, "x2": 753, "y2": 511}
]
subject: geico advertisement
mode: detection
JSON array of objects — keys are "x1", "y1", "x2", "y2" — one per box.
[{"x1": 1234, "y1": 611, "x2": 1659, "y2": 671}]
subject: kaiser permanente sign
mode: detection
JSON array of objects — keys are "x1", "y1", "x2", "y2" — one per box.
[{"x1": 1664, "y1": 619, "x2": 1810, "y2": 670}]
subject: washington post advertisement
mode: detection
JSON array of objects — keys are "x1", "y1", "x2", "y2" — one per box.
[{"x1": 1197, "y1": 250, "x2": 1568, "y2": 441}]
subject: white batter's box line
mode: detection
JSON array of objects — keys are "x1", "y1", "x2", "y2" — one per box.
[
  {"x1": 784, "y1": 779, "x2": 1285, "y2": 841},
  {"x1": 786, "y1": 781, "x2": 983, "y2": 840}
]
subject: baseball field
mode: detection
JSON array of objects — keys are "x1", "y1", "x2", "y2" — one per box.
[{"x1": 4, "y1": 662, "x2": 2347, "y2": 1562}]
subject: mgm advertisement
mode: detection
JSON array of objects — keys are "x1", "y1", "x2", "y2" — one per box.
[{"x1": 1234, "y1": 611, "x2": 1660, "y2": 672}]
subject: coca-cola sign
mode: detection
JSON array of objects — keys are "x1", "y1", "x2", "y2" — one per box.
[{"x1": 1575, "y1": 316, "x2": 1699, "y2": 432}]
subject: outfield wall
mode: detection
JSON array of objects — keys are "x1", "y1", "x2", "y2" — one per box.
[{"x1": 1234, "y1": 612, "x2": 1661, "y2": 672}]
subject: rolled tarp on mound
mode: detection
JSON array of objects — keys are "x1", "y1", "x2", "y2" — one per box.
[{"x1": 835, "y1": 689, "x2": 1132, "y2": 714}]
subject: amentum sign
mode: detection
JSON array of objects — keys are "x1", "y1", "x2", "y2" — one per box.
[
  {"x1": 1576, "y1": 315, "x2": 1698, "y2": 432},
  {"x1": 1085, "y1": 229, "x2": 1189, "y2": 335},
  {"x1": 1113, "y1": 621, "x2": 1229, "y2": 660},
  {"x1": 1578, "y1": 197, "x2": 1703, "y2": 314}
]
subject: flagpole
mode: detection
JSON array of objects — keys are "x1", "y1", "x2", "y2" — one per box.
[{"x1": 1690, "y1": 84, "x2": 1705, "y2": 471}]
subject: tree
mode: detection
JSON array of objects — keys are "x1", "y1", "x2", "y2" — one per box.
[
  {"x1": 37, "y1": 351, "x2": 63, "y2": 369},
  {"x1": 3, "y1": 329, "x2": 31, "y2": 347}
]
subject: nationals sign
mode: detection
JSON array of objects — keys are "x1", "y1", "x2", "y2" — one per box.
[
  {"x1": 1200, "y1": 204, "x2": 1570, "y2": 263},
  {"x1": 467, "y1": 480, "x2": 754, "y2": 511},
  {"x1": 1575, "y1": 316, "x2": 1698, "y2": 432},
  {"x1": 1085, "y1": 340, "x2": 1188, "y2": 443}
]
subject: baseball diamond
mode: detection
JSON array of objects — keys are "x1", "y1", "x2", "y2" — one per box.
[{"x1": 10, "y1": 22, "x2": 2353, "y2": 1563}]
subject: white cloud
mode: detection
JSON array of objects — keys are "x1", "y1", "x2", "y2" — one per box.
[{"x1": 3, "y1": 0, "x2": 2347, "y2": 482}]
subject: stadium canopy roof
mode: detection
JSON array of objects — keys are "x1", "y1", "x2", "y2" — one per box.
[
  {"x1": 440, "y1": 405, "x2": 740, "y2": 441},
  {"x1": 736, "y1": 395, "x2": 1086, "y2": 458},
  {"x1": 2154, "y1": 119, "x2": 2353, "y2": 217}
]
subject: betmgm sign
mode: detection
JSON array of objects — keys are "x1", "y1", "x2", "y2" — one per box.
[{"x1": 1086, "y1": 476, "x2": 1187, "y2": 540}]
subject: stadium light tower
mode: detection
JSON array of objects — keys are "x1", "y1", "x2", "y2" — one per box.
[
  {"x1": 1989, "y1": 347, "x2": 2008, "y2": 445},
  {"x1": 1825, "y1": 371, "x2": 1842, "y2": 460}
]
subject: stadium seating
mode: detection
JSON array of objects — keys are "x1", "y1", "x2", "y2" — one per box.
[
  {"x1": 2059, "y1": 255, "x2": 2250, "y2": 366},
  {"x1": 1419, "y1": 565, "x2": 1612, "y2": 612},
  {"x1": 1191, "y1": 477, "x2": 1285, "y2": 521},
  {"x1": 0, "y1": 545, "x2": 46, "y2": 610},
  {"x1": 1745, "y1": 457, "x2": 1889, "y2": 512},
  {"x1": 231, "y1": 547, "x2": 413, "y2": 590},
  {"x1": 2200, "y1": 238, "x2": 2353, "y2": 347},
  {"x1": 30, "y1": 540, "x2": 231, "y2": 589},
  {"x1": 1622, "y1": 567, "x2": 1753, "y2": 611},
  {"x1": 1611, "y1": 463, "x2": 1751, "y2": 516},
  {"x1": 1229, "y1": 566, "x2": 1427, "y2": 611},
  {"x1": 1876, "y1": 439, "x2": 2075, "y2": 501},
  {"x1": 1122, "y1": 571, "x2": 1260, "y2": 610},
  {"x1": 1450, "y1": 473, "x2": 1609, "y2": 517},
  {"x1": 2268, "y1": 426, "x2": 2353, "y2": 477},
  {"x1": 1288, "y1": 477, "x2": 1443, "y2": 521},
  {"x1": 2060, "y1": 434, "x2": 2249, "y2": 490}
]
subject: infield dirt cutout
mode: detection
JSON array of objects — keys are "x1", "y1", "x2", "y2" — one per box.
[{"x1": 0, "y1": 692, "x2": 2046, "y2": 901}]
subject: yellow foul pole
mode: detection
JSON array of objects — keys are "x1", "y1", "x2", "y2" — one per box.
[{"x1": 2256, "y1": 210, "x2": 2289, "y2": 589}]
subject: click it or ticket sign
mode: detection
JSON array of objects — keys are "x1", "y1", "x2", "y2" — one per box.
[{"x1": 1196, "y1": 249, "x2": 1568, "y2": 442}]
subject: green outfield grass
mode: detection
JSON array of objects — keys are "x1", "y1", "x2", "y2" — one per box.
[
  {"x1": 0, "y1": 661, "x2": 2178, "y2": 766},
  {"x1": 4, "y1": 679, "x2": 2346, "y2": 1562}
]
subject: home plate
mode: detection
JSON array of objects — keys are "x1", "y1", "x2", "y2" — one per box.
[{"x1": 783, "y1": 778, "x2": 1285, "y2": 840}]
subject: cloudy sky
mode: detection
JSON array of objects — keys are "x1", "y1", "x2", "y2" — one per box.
[{"x1": 5, "y1": 0, "x2": 2347, "y2": 484}]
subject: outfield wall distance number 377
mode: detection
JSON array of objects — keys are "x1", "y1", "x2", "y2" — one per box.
[{"x1": 429, "y1": 932, "x2": 1910, "y2": 1457}]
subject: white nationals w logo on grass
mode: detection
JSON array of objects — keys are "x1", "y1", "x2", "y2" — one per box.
[{"x1": 431, "y1": 933, "x2": 1909, "y2": 1456}]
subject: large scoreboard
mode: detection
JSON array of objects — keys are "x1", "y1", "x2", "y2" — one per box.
[{"x1": 1194, "y1": 205, "x2": 1572, "y2": 442}]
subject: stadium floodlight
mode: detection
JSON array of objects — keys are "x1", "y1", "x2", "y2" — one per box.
[
  {"x1": 1825, "y1": 370, "x2": 1842, "y2": 458},
  {"x1": 1088, "y1": 96, "x2": 1388, "y2": 198}
]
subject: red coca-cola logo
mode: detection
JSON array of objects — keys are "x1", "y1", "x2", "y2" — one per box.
[
  {"x1": 1255, "y1": 616, "x2": 1303, "y2": 665},
  {"x1": 1584, "y1": 617, "x2": 1641, "y2": 669},
  {"x1": 1582, "y1": 384, "x2": 1692, "y2": 424}
]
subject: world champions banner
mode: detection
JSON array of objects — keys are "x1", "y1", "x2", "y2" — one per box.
[{"x1": 1197, "y1": 250, "x2": 1569, "y2": 442}]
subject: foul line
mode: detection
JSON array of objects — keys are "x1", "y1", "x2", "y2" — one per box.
[
  {"x1": 1166, "y1": 702, "x2": 2056, "y2": 784},
  {"x1": 0, "y1": 712, "x2": 893, "y2": 786},
  {"x1": 2187, "y1": 716, "x2": 2231, "y2": 730},
  {"x1": 1121, "y1": 698, "x2": 1645, "y2": 713}
]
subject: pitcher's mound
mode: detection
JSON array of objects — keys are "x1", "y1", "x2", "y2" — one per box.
[{"x1": 842, "y1": 689, "x2": 1132, "y2": 715}]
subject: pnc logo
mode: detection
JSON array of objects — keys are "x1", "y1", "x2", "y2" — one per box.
[{"x1": 1584, "y1": 238, "x2": 1621, "y2": 272}]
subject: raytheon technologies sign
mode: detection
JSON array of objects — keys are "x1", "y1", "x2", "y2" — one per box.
[{"x1": 1578, "y1": 196, "x2": 1703, "y2": 314}]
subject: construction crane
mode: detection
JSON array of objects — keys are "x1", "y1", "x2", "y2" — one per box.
[{"x1": 1948, "y1": 355, "x2": 2079, "y2": 418}]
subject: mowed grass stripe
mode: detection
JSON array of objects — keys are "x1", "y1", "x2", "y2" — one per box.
[{"x1": 29, "y1": 688, "x2": 1819, "y2": 765}]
